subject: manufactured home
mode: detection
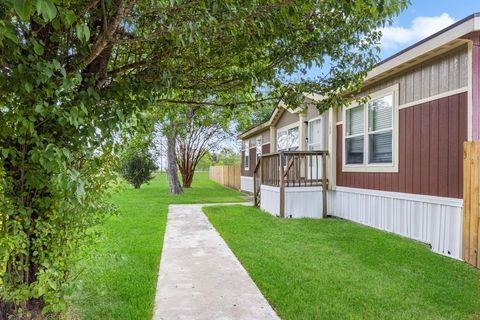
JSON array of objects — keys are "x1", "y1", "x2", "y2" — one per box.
[{"x1": 239, "y1": 13, "x2": 480, "y2": 262}]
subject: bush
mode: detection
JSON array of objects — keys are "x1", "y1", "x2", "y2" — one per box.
[{"x1": 121, "y1": 152, "x2": 158, "y2": 189}]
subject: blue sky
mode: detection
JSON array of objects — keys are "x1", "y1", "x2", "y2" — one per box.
[
  {"x1": 378, "y1": 0, "x2": 480, "y2": 58},
  {"x1": 304, "y1": 1, "x2": 480, "y2": 79}
]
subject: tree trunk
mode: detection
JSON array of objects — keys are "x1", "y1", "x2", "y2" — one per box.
[
  {"x1": 166, "y1": 128, "x2": 183, "y2": 194},
  {"x1": 181, "y1": 170, "x2": 194, "y2": 188}
]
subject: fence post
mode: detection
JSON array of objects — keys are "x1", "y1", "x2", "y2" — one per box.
[{"x1": 463, "y1": 141, "x2": 480, "y2": 268}]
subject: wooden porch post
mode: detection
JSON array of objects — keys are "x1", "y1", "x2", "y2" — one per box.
[
  {"x1": 253, "y1": 167, "x2": 257, "y2": 205},
  {"x1": 279, "y1": 152, "x2": 285, "y2": 218},
  {"x1": 322, "y1": 151, "x2": 328, "y2": 218}
]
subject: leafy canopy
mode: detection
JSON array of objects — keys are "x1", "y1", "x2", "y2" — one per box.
[{"x1": 0, "y1": 0, "x2": 407, "y2": 316}]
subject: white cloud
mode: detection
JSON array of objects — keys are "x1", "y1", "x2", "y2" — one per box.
[{"x1": 379, "y1": 13, "x2": 455, "y2": 50}]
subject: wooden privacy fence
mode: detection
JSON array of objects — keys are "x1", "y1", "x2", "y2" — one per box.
[
  {"x1": 463, "y1": 141, "x2": 480, "y2": 268},
  {"x1": 209, "y1": 165, "x2": 241, "y2": 190}
]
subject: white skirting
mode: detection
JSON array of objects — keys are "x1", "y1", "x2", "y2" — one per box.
[
  {"x1": 240, "y1": 176, "x2": 254, "y2": 193},
  {"x1": 258, "y1": 185, "x2": 463, "y2": 260},
  {"x1": 329, "y1": 187, "x2": 463, "y2": 260},
  {"x1": 260, "y1": 185, "x2": 324, "y2": 219}
]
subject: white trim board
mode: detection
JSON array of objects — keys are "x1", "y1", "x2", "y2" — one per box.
[
  {"x1": 335, "y1": 186, "x2": 463, "y2": 207},
  {"x1": 260, "y1": 185, "x2": 324, "y2": 193},
  {"x1": 276, "y1": 121, "x2": 299, "y2": 133},
  {"x1": 399, "y1": 87, "x2": 468, "y2": 109}
]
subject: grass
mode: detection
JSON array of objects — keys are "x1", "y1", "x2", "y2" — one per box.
[
  {"x1": 67, "y1": 172, "x2": 245, "y2": 320},
  {"x1": 204, "y1": 205, "x2": 480, "y2": 320}
]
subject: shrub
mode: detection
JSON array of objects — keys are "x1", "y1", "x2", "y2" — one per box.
[{"x1": 121, "y1": 151, "x2": 158, "y2": 189}]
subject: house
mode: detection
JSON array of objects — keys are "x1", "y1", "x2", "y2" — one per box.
[{"x1": 239, "y1": 13, "x2": 480, "y2": 261}]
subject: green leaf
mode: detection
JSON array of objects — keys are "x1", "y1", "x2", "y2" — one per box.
[
  {"x1": 76, "y1": 23, "x2": 90, "y2": 42},
  {"x1": 24, "y1": 82, "x2": 33, "y2": 93},
  {"x1": 36, "y1": 0, "x2": 57, "y2": 21},
  {"x1": 35, "y1": 104, "x2": 44, "y2": 114},
  {"x1": 14, "y1": 0, "x2": 32, "y2": 21},
  {"x1": 61, "y1": 9, "x2": 76, "y2": 27},
  {"x1": 32, "y1": 39, "x2": 44, "y2": 56},
  {"x1": 0, "y1": 26, "x2": 18, "y2": 44}
]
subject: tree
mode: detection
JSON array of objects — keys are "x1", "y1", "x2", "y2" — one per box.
[
  {"x1": 120, "y1": 135, "x2": 158, "y2": 189},
  {"x1": 176, "y1": 106, "x2": 229, "y2": 188},
  {"x1": 0, "y1": 0, "x2": 408, "y2": 317},
  {"x1": 196, "y1": 153, "x2": 212, "y2": 172},
  {"x1": 121, "y1": 153, "x2": 157, "y2": 188},
  {"x1": 211, "y1": 148, "x2": 241, "y2": 166}
]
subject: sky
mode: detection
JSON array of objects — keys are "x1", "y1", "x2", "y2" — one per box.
[
  {"x1": 305, "y1": 0, "x2": 480, "y2": 79},
  {"x1": 378, "y1": 0, "x2": 480, "y2": 58},
  {"x1": 228, "y1": 1, "x2": 480, "y2": 150}
]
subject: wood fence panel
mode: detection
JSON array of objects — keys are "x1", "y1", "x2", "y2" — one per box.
[
  {"x1": 463, "y1": 141, "x2": 480, "y2": 268},
  {"x1": 209, "y1": 165, "x2": 241, "y2": 190}
]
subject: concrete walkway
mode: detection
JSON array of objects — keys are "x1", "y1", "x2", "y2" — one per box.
[{"x1": 153, "y1": 204, "x2": 279, "y2": 320}]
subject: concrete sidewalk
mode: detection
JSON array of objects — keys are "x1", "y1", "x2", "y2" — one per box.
[{"x1": 153, "y1": 204, "x2": 279, "y2": 320}]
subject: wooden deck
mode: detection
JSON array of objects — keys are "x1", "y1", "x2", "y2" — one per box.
[{"x1": 254, "y1": 151, "x2": 329, "y2": 218}]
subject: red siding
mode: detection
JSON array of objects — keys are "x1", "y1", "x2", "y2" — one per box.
[
  {"x1": 336, "y1": 92, "x2": 468, "y2": 199},
  {"x1": 262, "y1": 143, "x2": 270, "y2": 154},
  {"x1": 240, "y1": 148, "x2": 257, "y2": 177}
]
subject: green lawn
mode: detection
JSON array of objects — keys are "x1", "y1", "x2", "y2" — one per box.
[
  {"x1": 67, "y1": 172, "x2": 245, "y2": 320},
  {"x1": 204, "y1": 205, "x2": 480, "y2": 320}
]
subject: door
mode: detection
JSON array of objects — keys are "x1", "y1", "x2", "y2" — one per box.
[{"x1": 308, "y1": 118, "x2": 323, "y2": 180}]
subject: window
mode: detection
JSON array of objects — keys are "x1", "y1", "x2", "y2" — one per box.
[
  {"x1": 343, "y1": 84, "x2": 398, "y2": 172},
  {"x1": 244, "y1": 140, "x2": 249, "y2": 170},
  {"x1": 256, "y1": 136, "x2": 262, "y2": 160},
  {"x1": 308, "y1": 118, "x2": 322, "y2": 151},
  {"x1": 345, "y1": 105, "x2": 365, "y2": 164},
  {"x1": 308, "y1": 117, "x2": 323, "y2": 179},
  {"x1": 277, "y1": 126, "x2": 299, "y2": 151},
  {"x1": 368, "y1": 94, "x2": 393, "y2": 163}
]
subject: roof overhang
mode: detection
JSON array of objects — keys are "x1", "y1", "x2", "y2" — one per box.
[
  {"x1": 238, "y1": 13, "x2": 480, "y2": 140},
  {"x1": 237, "y1": 100, "x2": 304, "y2": 140},
  {"x1": 364, "y1": 13, "x2": 480, "y2": 86}
]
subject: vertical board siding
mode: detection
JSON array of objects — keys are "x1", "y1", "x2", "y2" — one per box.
[
  {"x1": 413, "y1": 106, "x2": 422, "y2": 194},
  {"x1": 360, "y1": 46, "x2": 468, "y2": 105},
  {"x1": 262, "y1": 143, "x2": 270, "y2": 155},
  {"x1": 463, "y1": 141, "x2": 480, "y2": 268},
  {"x1": 438, "y1": 98, "x2": 449, "y2": 197},
  {"x1": 249, "y1": 148, "x2": 256, "y2": 175},
  {"x1": 429, "y1": 100, "x2": 439, "y2": 196},
  {"x1": 336, "y1": 92, "x2": 468, "y2": 199},
  {"x1": 420, "y1": 103, "x2": 430, "y2": 195}
]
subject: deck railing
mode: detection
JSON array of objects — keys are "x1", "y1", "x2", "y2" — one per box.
[{"x1": 254, "y1": 150, "x2": 329, "y2": 218}]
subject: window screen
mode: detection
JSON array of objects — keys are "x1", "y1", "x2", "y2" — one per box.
[{"x1": 345, "y1": 105, "x2": 364, "y2": 165}]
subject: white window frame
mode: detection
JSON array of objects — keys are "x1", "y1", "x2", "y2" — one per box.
[
  {"x1": 276, "y1": 122, "x2": 300, "y2": 152},
  {"x1": 244, "y1": 140, "x2": 250, "y2": 170},
  {"x1": 342, "y1": 84, "x2": 399, "y2": 173},
  {"x1": 308, "y1": 116, "x2": 323, "y2": 150},
  {"x1": 256, "y1": 136, "x2": 262, "y2": 161}
]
